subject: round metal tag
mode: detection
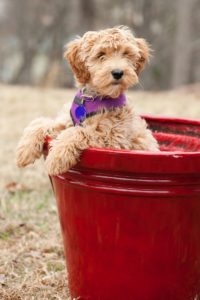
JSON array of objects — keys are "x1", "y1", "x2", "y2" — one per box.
[{"x1": 75, "y1": 105, "x2": 86, "y2": 121}]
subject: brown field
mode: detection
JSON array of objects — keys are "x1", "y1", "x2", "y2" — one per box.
[{"x1": 0, "y1": 84, "x2": 200, "y2": 299}]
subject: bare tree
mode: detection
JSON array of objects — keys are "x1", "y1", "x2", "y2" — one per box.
[
  {"x1": 171, "y1": 0, "x2": 196, "y2": 88},
  {"x1": 79, "y1": 0, "x2": 96, "y2": 32},
  {"x1": 0, "y1": 0, "x2": 200, "y2": 89}
]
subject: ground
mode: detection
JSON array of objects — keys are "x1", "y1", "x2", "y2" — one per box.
[{"x1": 0, "y1": 84, "x2": 200, "y2": 299}]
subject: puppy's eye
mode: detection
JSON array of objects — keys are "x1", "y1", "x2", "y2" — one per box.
[
  {"x1": 123, "y1": 51, "x2": 129, "y2": 56},
  {"x1": 97, "y1": 51, "x2": 106, "y2": 59}
]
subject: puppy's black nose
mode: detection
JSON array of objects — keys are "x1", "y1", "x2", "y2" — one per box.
[{"x1": 111, "y1": 69, "x2": 124, "y2": 80}]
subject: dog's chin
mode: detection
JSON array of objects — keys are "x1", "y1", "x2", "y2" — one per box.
[
  {"x1": 101, "y1": 82, "x2": 129, "y2": 98},
  {"x1": 110, "y1": 85, "x2": 124, "y2": 98},
  {"x1": 101, "y1": 75, "x2": 138, "y2": 98}
]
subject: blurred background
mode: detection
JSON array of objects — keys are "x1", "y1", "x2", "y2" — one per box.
[{"x1": 0, "y1": 0, "x2": 200, "y2": 90}]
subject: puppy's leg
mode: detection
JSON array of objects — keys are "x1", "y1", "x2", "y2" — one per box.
[
  {"x1": 131, "y1": 117, "x2": 159, "y2": 151},
  {"x1": 16, "y1": 116, "x2": 70, "y2": 167},
  {"x1": 131, "y1": 128, "x2": 159, "y2": 151},
  {"x1": 45, "y1": 126, "x2": 90, "y2": 175}
]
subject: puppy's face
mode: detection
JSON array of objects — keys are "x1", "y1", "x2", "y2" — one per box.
[{"x1": 64, "y1": 26, "x2": 150, "y2": 98}]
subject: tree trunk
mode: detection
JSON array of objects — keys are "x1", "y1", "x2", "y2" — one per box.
[
  {"x1": 11, "y1": 48, "x2": 37, "y2": 84},
  {"x1": 171, "y1": 0, "x2": 195, "y2": 88},
  {"x1": 79, "y1": 0, "x2": 96, "y2": 32}
]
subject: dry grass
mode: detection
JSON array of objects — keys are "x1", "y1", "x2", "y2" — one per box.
[
  {"x1": 0, "y1": 190, "x2": 70, "y2": 300},
  {"x1": 0, "y1": 84, "x2": 200, "y2": 299}
]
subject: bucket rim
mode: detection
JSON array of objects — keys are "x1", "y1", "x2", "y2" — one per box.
[
  {"x1": 45, "y1": 115, "x2": 200, "y2": 174},
  {"x1": 82, "y1": 114, "x2": 200, "y2": 157}
]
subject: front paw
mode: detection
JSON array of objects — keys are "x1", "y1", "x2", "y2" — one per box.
[
  {"x1": 45, "y1": 144, "x2": 78, "y2": 176},
  {"x1": 16, "y1": 141, "x2": 41, "y2": 167}
]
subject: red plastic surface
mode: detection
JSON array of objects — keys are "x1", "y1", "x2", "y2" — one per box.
[{"x1": 49, "y1": 116, "x2": 200, "y2": 300}]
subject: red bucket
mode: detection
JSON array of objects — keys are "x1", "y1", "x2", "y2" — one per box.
[{"x1": 49, "y1": 116, "x2": 200, "y2": 300}]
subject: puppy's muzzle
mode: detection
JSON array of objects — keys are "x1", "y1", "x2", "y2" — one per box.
[{"x1": 111, "y1": 69, "x2": 124, "y2": 80}]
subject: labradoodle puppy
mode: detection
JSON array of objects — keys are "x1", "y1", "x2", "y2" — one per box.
[{"x1": 16, "y1": 26, "x2": 159, "y2": 175}]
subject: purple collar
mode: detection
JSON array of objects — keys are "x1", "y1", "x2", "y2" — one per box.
[{"x1": 70, "y1": 90, "x2": 126, "y2": 126}]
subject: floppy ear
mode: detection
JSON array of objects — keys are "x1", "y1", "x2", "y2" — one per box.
[
  {"x1": 135, "y1": 38, "x2": 150, "y2": 75},
  {"x1": 64, "y1": 38, "x2": 90, "y2": 86}
]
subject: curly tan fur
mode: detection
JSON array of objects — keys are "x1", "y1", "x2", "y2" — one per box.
[{"x1": 16, "y1": 26, "x2": 159, "y2": 175}]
